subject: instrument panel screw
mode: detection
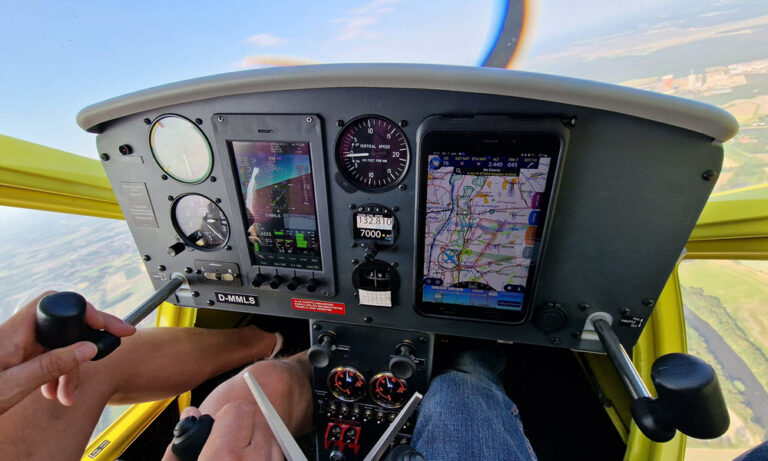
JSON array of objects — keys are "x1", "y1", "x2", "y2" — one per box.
[
  {"x1": 313, "y1": 323, "x2": 322, "y2": 330},
  {"x1": 550, "y1": 337, "x2": 560, "y2": 344},
  {"x1": 392, "y1": 206, "x2": 399, "y2": 212},
  {"x1": 578, "y1": 303, "x2": 589, "y2": 311},
  {"x1": 143, "y1": 254, "x2": 151, "y2": 261},
  {"x1": 353, "y1": 291, "x2": 358, "y2": 297},
  {"x1": 210, "y1": 176, "x2": 217, "y2": 182},
  {"x1": 195, "y1": 118, "x2": 203, "y2": 125},
  {"x1": 192, "y1": 291, "x2": 200, "y2": 297},
  {"x1": 118, "y1": 144, "x2": 133, "y2": 155},
  {"x1": 306, "y1": 116, "x2": 313, "y2": 123},
  {"x1": 363, "y1": 316, "x2": 373, "y2": 323},
  {"x1": 168, "y1": 195, "x2": 174, "y2": 201},
  {"x1": 207, "y1": 300, "x2": 215, "y2": 306},
  {"x1": 161, "y1": 174, "x2": 168, "y2": 180},
  {"x1": 349, "y1": 204, "x2": 356, "y2": 209},
  {"x1": 196, "y1": 269, "x2": 202, "y2": 274},
  {"x1": 323, "y1": 291, "x2": 330, "y2": 297},
  {"x1": 217, "y1": 116, "x2": 224, "y2": 122},
  {"x1": 352, "y1": 259, "x2": 359, "y2": 265},
  {"x1": 620, "y1": 308, "x2": 631, "y2": 316},
  {"x1": 391, "y1": 262, "x2": 399, "y2": 268},
  {"x1": 337, "y1": 120, "x2": 345, "y2": 127},
  {"x1": 419, "y1": 336, "x2": 428, "y2": 343},
  {"x1": 157, "y1": 265, "x2": 166, "y2": 272},
  {"x1": 642, "y1": 298, "x2": 655, "y2": 307},
  {"x1": 100, "y1": 153, "x2": 110, "y2": 161},
  {"x1": 571, "y1": 331, "x2": 581, "y2": 338},
  {"x1": 184, "y1": 267, "x2": 193, "y2": 274},
  {"x1": 399, "y1": 120, "x2": 408, "y2": 127},
  {"x1": 702, "y1": 170, "x2": 716, "y2": 181},
  {"x1": 225, "y1": 245, "x2": 232, "y2": 251},
  {"x1": 398, "y1": 184, "x2": 407, "y2": 191},
  {"x1": 143, "y1": 118, "x2": 151, "y2": 125},
  {"x1": 351, "y1": 243, "x2": 358, "y2": 248},
  {"x1": 215, "y1": 198, "x2": 222, "y2": 203}
]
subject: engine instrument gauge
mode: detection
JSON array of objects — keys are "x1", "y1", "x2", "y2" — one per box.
[
  {"x1": 370, "y1": 372, "x2": 408, "y2": 408},
  {"x1": 327, "y1": 367, "x2": 366, "y2": 402},
  {"x1": 171, "y1": 194, "x2": 230, "y2": 250},
  {"x1": 335, "y1": 116, "x2": 409, "y2": 191},
  {"x1": 149, "y1": 114, "x2": 213, "y2": 183}
]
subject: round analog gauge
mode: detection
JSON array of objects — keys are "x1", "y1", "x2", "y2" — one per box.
[
  {"x1": 335, "y1": 115, "x2": 409, "y2": 191},
  {"x1": 149, "y1": 114, "x2": 213, "y2": 183},
  {"x1": 370, "y1": 372, "x2": 408, "y2": 408},
  {"x1": 171, "y1": 194, "x2": 230, "y2": 250},
  {"x1": 327, "y1": 367, "x2": 366, "y2": 402}
]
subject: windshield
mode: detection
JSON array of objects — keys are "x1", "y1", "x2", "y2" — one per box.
[{"x1": 1, "y1": 0, "x2": 767, "y2": 456}]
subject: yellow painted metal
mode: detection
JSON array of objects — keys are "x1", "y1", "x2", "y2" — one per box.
[
  {"x1": 81, "y1": 398, "x2": 175, "y2": 461},
  {"x1": 0, "y1": 134, "x2": 122, "y2": 219},
  {"x1": 623, "y1": 269, "x2": 688, "y2": 461}
]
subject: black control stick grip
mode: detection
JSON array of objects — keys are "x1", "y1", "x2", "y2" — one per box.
[
  {"x1": 171, "y1": 414, "x2": 215, "y2": 461},
  {"x1": 36, "y1": 292, "x2": 121, "y2": 361}
]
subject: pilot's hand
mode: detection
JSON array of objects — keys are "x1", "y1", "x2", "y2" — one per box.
[
  {"x1": 162, "y1": 403, "x2": 284, "y2": 461},
  {"x1": 0, "y1": 291, "x2": 136, "y2": 414}
]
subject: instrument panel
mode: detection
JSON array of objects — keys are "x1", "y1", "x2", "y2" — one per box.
[{"x1": 84, "y1": 65, "x2": 730, "y2": 352}]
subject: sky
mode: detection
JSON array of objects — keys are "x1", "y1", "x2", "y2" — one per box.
[{"x1": 0, "y1": 0, "x2": 713, "y2": 162}]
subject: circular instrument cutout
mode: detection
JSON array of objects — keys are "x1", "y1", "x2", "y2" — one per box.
[
  {"x1": 150, "y1": 115, "x2": 213, "y2": 183},
  {"x1": 335, "y1": 115, "x2": 409, "y2": 192},
  {"x1": 171, "y1": 194, "x2": 230, "y2": 250},
  {"x1": 370, "y1": 372, "x2": 408, "y2": 408},
  {"x1": 327, "y1": 367, "x2": 366, "y2": 402}
]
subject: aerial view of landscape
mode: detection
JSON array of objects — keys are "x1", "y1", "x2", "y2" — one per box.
[
  {"x1": 0, "y1": 0, "x2": 766, "y2": 458},
  {"x1": 521, "y1": 0, "x2": 768, "y2": 458}
]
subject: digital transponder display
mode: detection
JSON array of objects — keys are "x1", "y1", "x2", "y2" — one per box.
[
  {"x1": 421, "y1": 133, "x2": 559, "y2": 314},
  {"x1": 231, "y1": 141, "x2": 321, "y2": 270},
  {"x1": 354, "y1": 213, "x2": 394, "y2": 242}
]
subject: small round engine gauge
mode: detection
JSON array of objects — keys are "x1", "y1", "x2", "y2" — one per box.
[
  {"x1": 171, "y1": 194, "x2": 230, "y2": 250},
  {"x1": 335, "y1": 115, "x2": 409, "y2": 192},
  {"x1": 150, "y1": 114, "x2": 213, "y2": 183},
  {"x1": 327, "y1": 367, "x2": 366, "y2": 402},
  {"x1": 370, "y1": 372, "x2": 408, "y2": 408}
]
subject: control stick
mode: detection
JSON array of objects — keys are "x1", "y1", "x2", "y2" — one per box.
[
  {"x1": 36, "y1": 274, "x2": 186, "y2": 360},
  {"x1": 594, "y1": 318, "x2": 729, "y2": 442}
]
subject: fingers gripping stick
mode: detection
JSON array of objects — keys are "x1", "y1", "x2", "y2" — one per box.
[{"x1": 35, "y1": 275, "x2": 185, "y2": 360}]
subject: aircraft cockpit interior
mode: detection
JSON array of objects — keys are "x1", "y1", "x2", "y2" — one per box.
[{"x1": 37, "y1": 62, "x2": 737, "y2": 460}]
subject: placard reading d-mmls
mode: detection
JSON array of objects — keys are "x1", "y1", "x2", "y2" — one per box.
[{"x1": 215, "y1": 292, "x2": 259, "y2": 306}]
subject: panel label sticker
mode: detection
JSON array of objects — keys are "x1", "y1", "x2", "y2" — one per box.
[
  {"x1": 292, "y1": 299, "x2": 346, "y2": 315},
  {"x1": 120, "y1": 182, "x2": 158, "y2": 228},
  {"x1": 215, "y1": 292, "x2": 259, "y2": 306}
]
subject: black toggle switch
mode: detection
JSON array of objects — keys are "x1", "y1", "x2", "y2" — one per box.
[
  {"x1": 286, "y1": 276, "x2": 301, "y2": 291},
  {"x1": 251, "y1": 273, "x2": 267, "y2": 287},
  {"x1": 306, "y1": 278, "x2": 320, "y2": 292},
  {"x1": 269, "y1": 275, "x2": 284, "y2": 289},
  {"x1": 167, "y1": 242, "x2": 186, "y2": 257}
]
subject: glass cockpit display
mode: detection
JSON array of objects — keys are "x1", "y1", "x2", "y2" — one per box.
[
  {"x1": 417, "y1": 131, "x2": 561, "y2": 322},
  {"x1": 231, "y1": 141, "x2": 322, "y2": 270}
]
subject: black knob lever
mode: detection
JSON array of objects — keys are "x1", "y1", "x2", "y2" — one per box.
[
  {"x1": 389, "y1": 343, "x2": 417, "y2": 380},
  {"x1": 171, "y1": 414, "x2": 215, "y2": 461},
  {"x1": 308, "y1": 332, "x2": 336, "y2": 368},
  {"x1": 35, "y1": 275, "x2": 185, "y2": 360}
]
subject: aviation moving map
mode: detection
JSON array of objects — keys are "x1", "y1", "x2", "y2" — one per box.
[
  {"x1": 231, "y1": 141, "x2": 322, "y2": 270},
  {"x1": 421, "y1": 134, "x2": 558, "y2": 313}
]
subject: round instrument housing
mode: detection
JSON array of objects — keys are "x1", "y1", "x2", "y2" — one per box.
[
  {"x1": 149, "y1": 114, "x2": 213, "y2": 183},
  {"x1": 335, "y1": 115, "x2": 409, "y2": 192},
  {"x1": 171, "y1": 194, "x2": 230, "y2": 250}
]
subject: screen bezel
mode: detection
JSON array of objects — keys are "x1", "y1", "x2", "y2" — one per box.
[
  {"x1": 414, "y1": 129, "x2": 564, "y2": 324},
  {"x1": 228, "y1": 139, "x2": 323, "y2": 271}
]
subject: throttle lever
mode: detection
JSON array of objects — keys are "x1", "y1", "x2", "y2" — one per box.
[{"x1": 35, "y1": 275, "x2": 185, "y2": 360}]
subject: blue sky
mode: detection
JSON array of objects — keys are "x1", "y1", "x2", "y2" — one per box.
[{"x1": 0, "y1": 0, "x2": 744, "y2": 164}]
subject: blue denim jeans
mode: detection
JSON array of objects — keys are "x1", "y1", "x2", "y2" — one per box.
[{"x1": 411, "y1": 348, "x2": 537, "y2": 461}]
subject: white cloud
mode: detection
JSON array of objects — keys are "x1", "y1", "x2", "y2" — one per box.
[
  {"x1": 333, "y1": 0, "x2": 404, "y2": 41},
  {"x1": 245, "y1": 33, "x2": 288, "y2": 47}
]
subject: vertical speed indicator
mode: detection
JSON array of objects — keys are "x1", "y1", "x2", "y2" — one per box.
[{"x1": 335, "y1": 116, "x2": 409, "y2": 192}]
